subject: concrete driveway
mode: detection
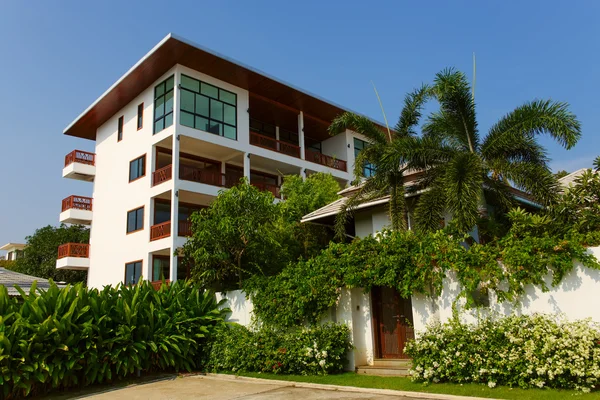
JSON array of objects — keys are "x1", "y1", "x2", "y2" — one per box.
[{"x1": 79, "y1": 375, "x2": 433, "y2": 400}]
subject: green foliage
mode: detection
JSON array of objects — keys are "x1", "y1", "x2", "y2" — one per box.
[
  {"x1": 406, "y1": 314, "x2": 600, "y2": 391},
  {"x1": 0, "y1": 260, "x2": 15, "y2": 270},
  {"x1": 554, "y1": 170, "x2": 569, "y2": 179},
  {"x1": 206, "y1": 323, "x2": 352, "y2": 375},
  {"x1": 0, "y1": 280, "x2": 226, "y2": 398},
  {"x1": 546, "y1": 168, "x2": 600, "y2": 234},
  {"x1": 594, "y1": 156, "x2": 600, "y2": 172},
  {"x1": 183, "y1": 179, "x2": 286, "y2": 290},
  {"x1": 12, "y1": 224, "x2": 89, "y2": 284},
  {"x1": 246, "y1": 211, "x2": 600, "y2": 327},
  {"x1": 184, "y1": 174, "x2": 341, "y2": 290}
]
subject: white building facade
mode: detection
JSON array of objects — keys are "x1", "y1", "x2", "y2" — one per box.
[{"x1": 57, "y1": 34, "x2": 377, "y2": 289}]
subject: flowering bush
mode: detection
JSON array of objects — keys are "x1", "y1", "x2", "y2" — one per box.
[
  {"x1": 405, "y1": 314, "x2": 600, "y2": 391},
  {"x1": 205, "y1": 323, "x2": 352, "y2": 375}
]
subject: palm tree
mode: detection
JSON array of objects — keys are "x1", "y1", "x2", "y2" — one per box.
[
  {"x1": 328, "y1": 86, "x2": 430, "y2": 238},
  {"x1": 407, "y1": 68, "x2": 581, "y2": 234}
]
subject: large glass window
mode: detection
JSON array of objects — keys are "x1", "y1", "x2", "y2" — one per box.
[
  {"x1": 127, "y1": 206, "x2": 144, "y2": 233},
  {"x1": 154, "y1": 200, "x2": 171, "y2": 225},
  {"x1": 129, "y1": 155, "x2": 146, "y2": 182},
  {"x1": 354, "y1": 138, "x2": 376, "y2": 177},
  {"x1": 125, "y1": 261, "x2": 142, "y2": 285},
  {"x1": 154, "y1": 76, "x2": 174, "y2": 134},
  {"x1": 152, "y1": 256, "x2": 170, "y2": 281},
  {"x1": 180, "y1": 74, "x2": 237, "y2": 140}
]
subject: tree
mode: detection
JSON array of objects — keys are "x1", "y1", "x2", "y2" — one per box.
[
  {"x1": 594, "y1": 156, "x2": 600, "y2": 172},
  {"x1": 407, "y1": 68, "x2": 581, "y2": 234},
  {"x1": 328, "y1": 85, "x2": 431, "y2": 237},
  {"x1": 183, "y1": 179, "x2": 287, "y2": 290},
  {"x1": 554, "y1": 170, "x2": 569, "y2": 179},
  {"x1": 279, "y1": 173, "x2": 341, "y2": 258},
  {"x1": 11, "y1": 224, "x2": 89, "y2": 284}
]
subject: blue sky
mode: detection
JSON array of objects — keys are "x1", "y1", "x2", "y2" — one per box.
[{"x1": 0, "y1": 1, "x2": 598, "y2": 248}]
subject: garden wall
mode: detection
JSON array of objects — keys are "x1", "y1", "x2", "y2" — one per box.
[{"x1": 412, "y1": 246, "x2": 600, "y2": 333}]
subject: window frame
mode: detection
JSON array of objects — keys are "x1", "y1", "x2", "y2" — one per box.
[
  {"x1": 137, "y1": 103, "x2": 144, "y2": 130},
  {"x1": 153, "y1": 75, "x2": 175, "y2": 134},
  {"x1": 354, "y1": 138, "x2": 376, "y2": 177},
  {"x1": 152, "y1": 255, "x2": 170, "y2": 282},
  {"x1": 124, "y1": 260, "x2": 143, "y2": 285},
  {"x1": 129, "y1": 154, "x2": 146, "y2": 183},
  {"x1": 117, "y1": 115, "x2": 124, "y2": 142},
  {"x1": 179, "y1": 74, "x2": 237, "y2": 140},
  {"x1": 126, "y1": 206, "x2": 145, "y2": 234}
]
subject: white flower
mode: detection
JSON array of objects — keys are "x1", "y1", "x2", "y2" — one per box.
[
  {"x1": 319, "y1": 359, "x2": 326, "y2": 367},
  {"x1": 321, "y1": 350, "x2": 328, "y2": 358}
]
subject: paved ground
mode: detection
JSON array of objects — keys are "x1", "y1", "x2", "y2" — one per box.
[{"x1": 78, "y1": 375, "x2": 430, "y2": 400}]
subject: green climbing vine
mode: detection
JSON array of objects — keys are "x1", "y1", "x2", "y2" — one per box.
[{"x1": 244, "y1": 208, "x2": 600, "y2": 328}]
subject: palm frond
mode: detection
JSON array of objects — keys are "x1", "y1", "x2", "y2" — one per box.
[
  {"x1": 414, "y1": 183, "x2": 446, "y2": 233},
  {"x1": 482, "y1": 100, "x2": 581, "y2": 156},
  {"x1": 492, "y1": 160, "x2": 560, "y2": 206},
  {"x1": 328, "y1": 112, "x2": 388, "y2": 145},
  {"x1": 394, "y1": 84, "x2": 432, "y2": 139}
]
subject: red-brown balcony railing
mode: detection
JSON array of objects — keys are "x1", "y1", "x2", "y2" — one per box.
[
  {"x1": 251, "y1": 182, "x2": 281, "y2": 198},
  {"x1": 179, "y1": 164, "x2": 223, "y2": 186},
  {"x1": 61, "y1": 195, "x2": 93, "y2": 212},
  {"x1": 250, "y1": 131, "x2": 301, "y2": 158},
  {"x1": 224, "y1": 170, "x2": 244, "y2": 188},
  {"x1": 57, "y1": 243, "x2": 90, "y2": 259},
  {"x1": 151, "y1": 280, "x2": 171, "y2": 290},
  {"x1": 152, "y1": 165, "x2": 173, "y2": 186},
  {"x1": 150, "y1": 221, "x2": 171, "y2": 241},
  {"x1": 178, "y1": 220, "x2": 193, "y2": 237},
  {"x1": 64, "y1": 150, "x2": 96, "y2": 167},
  {"x1": 304, "y1": 149, "x2": 347, "y2": 172}
]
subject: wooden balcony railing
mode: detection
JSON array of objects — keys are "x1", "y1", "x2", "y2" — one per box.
[
  {"x1": 250, "y1": 131, "x2": 301, "y2": 158},
  {"x1": 64, "y1": 150, "x2": 96, "y2": 167},
  {"x1": 61, "y1": 195, "x2": 93, "y2": 212},
  {"x1": 57, "y1": 243, "x2": 90, "y2": 259},
  {"x1": 152, "y1": 164, "x2": 173, "y2": 186},
  {"x1": 150, "y1": 221, "x2": 171, "y2": 241},
  {"x1": 178, "y1": 220, "x2": 193, "y2": 237},
  {"x1": 224, "y1": 171, "x2": 243, "y2": 188},
  {"x1": 251, "y1": 182, "x2": 281, "y2": 198},
  {"x1": 304, "y1": 149, "x2": 347, "y2": 172},
  {"x1": 151, "y1": 280, "x2": 171, "y2": 290},
  {"x1": 179, "y1": 164, "x2": 223, "y2": 186}
]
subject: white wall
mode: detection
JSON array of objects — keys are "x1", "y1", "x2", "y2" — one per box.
[
  {"x1": 216, "y1": 290, "x2": 254, "y2": 326},
  {"x1": 87, "y1": 67, "x2": 178, "y2": 289},
  {"x1": 320, "y1": 132, "x2": 348, "y2": 162}
]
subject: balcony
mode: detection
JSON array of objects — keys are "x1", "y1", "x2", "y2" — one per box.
[
  {"x1": 251, "y1": 182, "x2": 281, "y2": 198},
  {"x1": 250, "y1": 132, "x2": 301, "y2": 158},
  {"x1": 56, "y1": 243, "x2": 90, "y2": 270},
  {"x1": 63, "y1": 150, "x2": 96, "y2": 182},
  {"x1": 152, "y1": 164, "x2": 173, "y2": 186},
  {"x1": 59, "y1": 195, "x2": 93, "y2": 225},
  {"x1": 150, "y1": 221, "x2": 171, "y2": 241},
  {"x1": 305, "y1": 149, "x2": 347, "y2": 172}
]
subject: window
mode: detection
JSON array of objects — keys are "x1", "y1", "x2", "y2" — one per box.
[
  {"x1": 250, "y1": 118, "x2": 276, "y2": 138},
  {"x1": 354, "y1": 138, "x2": 376, "y2": 177},
  {"x1": 154, "y1": 200, "x2": 171, "y2": 225},
  {"x1": 152, "y1": 256, "x2": 170, "y2": 281},
  {"x1": 129, "y1": 155, "x2": 146, "y2": 182},
  {"x1": 125, "y1": 261, "x2": 143, "y2": 285},
  {"x1": 117, "y1": 116, "x2": 124, "y2": 141},
  {"x1": 154, "y1": 75, "x2": 174, "y2": 134},
  {"x1": 137, "y1": 103, "x2": 144, "y2": 130},
  {"x1": 180, "y1": 74, "x2": 237, "y2": 140},
  {"x1": 127, "y1": 206, "x2": 144, "y2": 233}
]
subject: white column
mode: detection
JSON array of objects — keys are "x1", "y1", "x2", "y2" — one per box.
[
  {"x1": 275, "y1": 126, "x2": 280, "y2": 141},
  {"x1": 170, "y1": 132, "x2": 180, "y2": 281},
  {"x1": 298, "y1": 111, "x2": 305, "y2": 160},
  {"x1": 220, "y1": 161, "x2": 226, "y2": 186},
  {"x1": 300, "y1": 168, "x2": 306, "y2": 180},
  {"x1": 243, "y1": 152, "x2": 251, "y2": 181}
]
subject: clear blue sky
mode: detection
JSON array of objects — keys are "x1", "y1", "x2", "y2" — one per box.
[{"x1": 0, "y1": 1, "x2": 598, "y2": 248}]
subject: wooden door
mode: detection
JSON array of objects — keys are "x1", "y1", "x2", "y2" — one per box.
[{"x1": 372, "y1": 287, "x2": 415, "y2": 359}]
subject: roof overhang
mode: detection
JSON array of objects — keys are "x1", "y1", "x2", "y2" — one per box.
[
  {"x1": 64, "y1": 33, "x2": 385, "y2": 141},
  {"x1": 0, "y1": 243, "x2": 26, "y2": 251}
]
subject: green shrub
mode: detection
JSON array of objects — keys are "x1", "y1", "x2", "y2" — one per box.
[
  {"x1": 0, "y1": 280, "x2": 226, "y2": 398},
  {"x1": 206, "y1": 323, "x2": 352, "y2": 375},
  {"x1": 405, "y1": 314, "x2": 600, "y2": 392}
]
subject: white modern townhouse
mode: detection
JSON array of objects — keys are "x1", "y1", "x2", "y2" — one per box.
[{"x1": 57, "y1": 33, "x2": 381, "y2": 289}]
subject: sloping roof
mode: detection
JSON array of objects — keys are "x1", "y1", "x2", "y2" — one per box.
[
  {"x1": 0, "y1": 268, "x2": 63, "y2": 296},
  {"x1": 301, "y1": 196, "x2": 390, "y2": 223},
  {"x1": 558, "y1": 168, "x2": 596, "y2": 188},
  {"x1": 64, "y1": 33, "x2": 386, "y2": 140},
  {"x1": 0, "y1": 243, "x2": 26, "y2": 251}
]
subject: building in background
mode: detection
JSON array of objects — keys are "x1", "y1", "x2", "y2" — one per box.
[
  {"x1": 0, "y1": 243, "x2": 26, "y2": 261},
  {"x1": 58, "y1": 33, "x2": 380, "y2": 289}
]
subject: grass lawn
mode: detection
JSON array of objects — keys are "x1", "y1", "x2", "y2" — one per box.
[{"x1": 232, "y1": 371, "x2": 600, "y2": 400}]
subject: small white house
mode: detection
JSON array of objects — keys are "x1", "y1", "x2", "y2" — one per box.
[{"x1": 0, "y1": 243, "x2": 26, "y2": 262}]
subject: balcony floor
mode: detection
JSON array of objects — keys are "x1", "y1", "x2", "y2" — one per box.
[{"x1": 56, "y1": 257, "x2": 89, "y2": 270}]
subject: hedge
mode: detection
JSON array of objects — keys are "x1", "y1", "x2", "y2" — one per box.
[{"x1": 0, "y1": 280, "x2": 226, "y2": 398}]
